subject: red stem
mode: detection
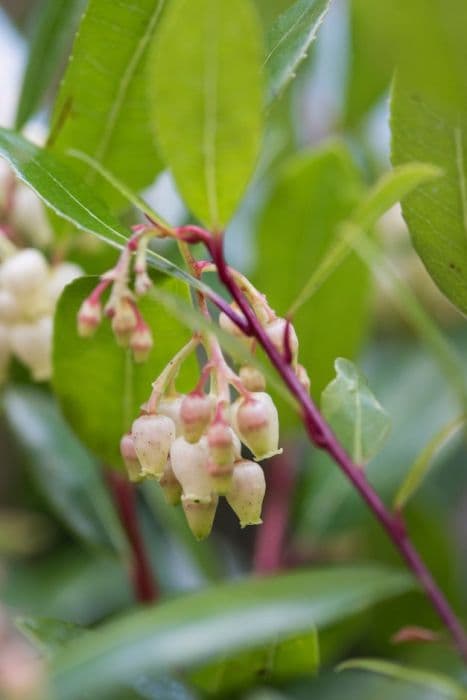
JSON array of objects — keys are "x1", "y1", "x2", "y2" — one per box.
[
  {"x1": 207, "y1": 234, "x2": 467, "y2": 663},
  {"x1": 105, "y1": 471, "x2": 158, "y2": 604},
  {"x1": 253, "y1": 448, "x2": 297, "y2": 574}
]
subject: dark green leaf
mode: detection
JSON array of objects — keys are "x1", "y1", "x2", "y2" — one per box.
[
  {"x1": 15, "y1": 0, "x2": 86, "y2": 130},
  {"x1": 3, "y1": 386, "x2": 126, "y2": 553},
  {"x1": 53, "y1": 277, "x2": 198, "y2": 469},
  {"x1": 150, "y1": 0, "x2": 264, "y2": 230},
  {"x1": 253, "y1": 142, "x2": 369, "y2": 418},
  {"x1": 51, "y1": 566, "x2": 412, "y2": 699},
  {"x1": 265, "y1": 0, "x2": 330, "y2": 103},
  {"x1": 50, "y1": 0, "x2": 166, "y2": 209},
  {"x1": 321, "y1": 358, "x2": 391, "y2": 464}
]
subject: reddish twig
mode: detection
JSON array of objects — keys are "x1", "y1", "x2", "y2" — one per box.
[
  {"x1": 253, "y1": 447, "x2": 297, "y2": 574},
  {"x1": 105, "y1": 470, "x2": 158, "y2": 604},
  {"x1": 206, "y1": 233, "x2": 467, "y2": 663}
]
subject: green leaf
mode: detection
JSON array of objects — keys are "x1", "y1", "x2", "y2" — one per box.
[
  {"x1": 344, "y1": 0, "x2": 395, "y2": 127},
  {"x1": 338, "y1": 659, "x2": 467, "y2": 699},
  {"x1": 0, "y1": 129, "x2": 205, "y2": 293},
  {"x1": 53, "y1": 276, "x2": 198, "y2": 469},
  {"x1": 50, "y1": 0, "x2": 166, "y2": 209},
  {"x1": 51, "y1": 566, "x2": 412, "y2": 699},
  {"x1": 15, "y1": 0, "x2": 86, "y2": 130},
  {"x1": 253, "y1": 142, "x2": 369, "y2": 418},
  {"x1": 265, "y1": 0, "x2": 330, "y2": 103},
  {"x1": 390, "y1": 0, "x2": 467, "y2": 314},
  {"x1": 190, "y1": 630, "x2": 318, "y2": 695},
  {"x1": 3, "y1": 386, "x2": 127, "y2": 553},
  {"x1": 394, "y1": 415, "x2": 465, "y2": 510},
  {"x1": 321, "y1": 358, "x2": 391, "y2": 464},
  {"x1": 150, "y1": 0, "x2": 264, "y2": 230}
]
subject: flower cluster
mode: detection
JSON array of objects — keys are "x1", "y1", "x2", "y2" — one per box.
[
  {"x1": 119, "y1": 328, "x2": 282, "y2": 539},
  {"x1": 76, "y1": 227, "x2": 153, "y2": 362},
  {"x1": 0, "y1": 247, "x2": 82, "y2": 382}
]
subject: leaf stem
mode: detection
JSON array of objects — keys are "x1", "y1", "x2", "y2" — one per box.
[
  {"x1": 105, "y1": 470, "x2": 158, "y2": 604},
  {"x1": 207, "y1": 233, "x2": 467, "y2": 663}
]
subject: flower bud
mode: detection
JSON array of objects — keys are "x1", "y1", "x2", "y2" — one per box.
[
  {"x1": 239, "y1": 364, "x2": 266, "y2": 392},
  {"x1": 77, "y1": 298, "x2": 101, "y2": 337},
  {"x1": 296, "y1": 363, "x2": 311, "y2": 393},
  {"x1": 111, "y1": 298, "x2": 137, "y2": 347},
  {"x1": 159, "y1": 459, "x2": 182, "y2": 505},
  {"x1": 180, "y1": 392, "x2": 214, "y2": 443},
  {"x1": 226, "y1": 460, "x2": 266, "y2": 527},
  {"x1": 170, "y1": 436, "x2": 212, "y2": 503},
  {"x1": 130, "y1": 324, "x2": 153, "y2": 362},
  {"x1": 182, "y1": 494, "x2": 218, "y2": 540},
  {"x1": 131, "y1": 414, "x2": 175, "y2": 479},
  {"x1": 265, "y1": 317, "x2": 299, "y2": 361},
  {"x1": 0, "y1": 290, "x2": 20, "y2": 324},
  {"x1": 158, "y1": 396, "x2": 183, "y2": 435},
  {"x1": 207, "y1": 459, "x2": 234, "y2": 495},
  {"x1": 10, "y1": 317, "x2": 52, "y2": 381},
  {"x1": 120, "y1": 433, "x2": 142, "y2": 482},
  {"x1": 232, "y1": 392, "x2": 280, "y2": 460},
  {"x1": 0, "y1": 249, "x2": 49, "y2": 301},
  {"x1": 48, "y1": 262, "x2": 83, "y2": 303}
]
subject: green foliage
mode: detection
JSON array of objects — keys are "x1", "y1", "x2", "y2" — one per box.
[
  {"x1": 50, "y1": 566, "x2": 411, "y2": 699},
  {"x1": 150, "y1": 0, "x2": 264, "y2": 230},
  {"x1": 254, "y1": 142, "x2": 369, "y2": 412},
  {"x1": 15, "y1": 0, "x2": 86, "y2": 130},
  {"x1": 391, "y1": 0, "x2": 467, "y2": 314},
  {"x1": 321, "y1": 358, "x2": 391, "y2": 464},
  {"x1": 50, "y1": 0, "x2": 165, "y2": 209},
  {"x1": 3, "y1": 386, "x2": 126, "y2": 552},
  {"x1": 53, "y1": 277, "x2": 198, "y2": 469},
  {"x1": 265, "y1": 0, "x2": 330, "y2": 103}
]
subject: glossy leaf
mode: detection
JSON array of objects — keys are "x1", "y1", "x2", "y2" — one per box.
[
  {"x1": 338, "y1": 659, "x2": 467, "y2": 699},
  {"x1": 390, "y1": 0, "x2": 467, "y2": 314},
  {"x1": 265, "y1": 0, "x2": 330, "y2": 103},
  {"x1": 394, "y1": 416, "x2": 465, "y2": 510},
  {"x1": 254, "y1": 142, "x2": 369, "y2": 416},
  {"x1": 53, "y1": 277, "x2": 198, "y2": 469},
  {"x1": 321, "y1": 358, "x2": 391, "y2": 464},
  {"x1": 150, "y1": 0, "x2": 264, "y2": 230},
  {"x1": 0, "y1": 129, "x2": 204, "y2": 292},
  {"x1": 15, "y1": 0, "x2": 86, "y2": 130},
  {"x1": 51, "y1": 566, "x2": 412, "y2": 699},
  {"x1": 50, "y1": 0, "x2": 166, "y2": 209},
  {"x1": 3, "y1": 386, "x2": 127, "y2": 552}
]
